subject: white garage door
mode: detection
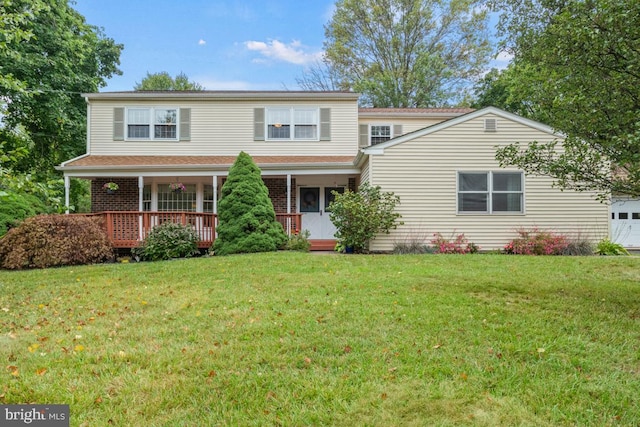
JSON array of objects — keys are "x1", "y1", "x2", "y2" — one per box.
[{"x1": 611, "y1": 198, "x2": 640, "y2": 247}]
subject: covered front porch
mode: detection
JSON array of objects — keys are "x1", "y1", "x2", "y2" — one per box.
[
  {"x1": 58, "y1": 155, "x2": 359, "y2": 251},
  {"x1": 83, "y1": 211, "x2": 312, "y2": 250}
]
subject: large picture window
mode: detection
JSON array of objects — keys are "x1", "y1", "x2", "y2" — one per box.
[
  {"x1": 157, "y1": 184, "x2": 197, "y2": 211},
  {"x1": 267, "y1": 108, "x2": 318, "y2": 140},
  {"x1": 458, "y1": 171, "x2": 523, "y2": 214},
  {"x1": 127, "y1": 108, "x2": 177, "y2": 140}
]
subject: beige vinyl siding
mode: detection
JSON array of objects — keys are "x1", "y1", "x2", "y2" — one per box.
[
  {"x1": 358, "y1": 117, "x2": 447, "y2": 143},
  {"x1": 368, "y1": 113, "x2": 609, "y2": 251},
  {"x1": 88, "y1": 99, "x2": 358, "y2": 157},
  {"x1": 360, "y1": 157, "x2": 370, "y2": 184}
]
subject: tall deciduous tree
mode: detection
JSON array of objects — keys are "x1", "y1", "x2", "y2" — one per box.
[
  {"x1": 321, "y1": 0, "x2": 492, "y2": 107},
  {"x1": 489, "y1": 0, "x2": 640, "y2": 199},
  {"x1": 213, "y1": 152, "x2": 287, "y2": 256},
  {"x1": 0, "y1": 0, "x2": 123, "y2": 173},
  {"x1": 134, "y1": 72, "x2": 204, "y2": 91}
]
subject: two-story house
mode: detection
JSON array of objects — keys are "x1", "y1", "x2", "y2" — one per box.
[{"x1": 58, "y1": 91, "x2": 612, "y2": 251}]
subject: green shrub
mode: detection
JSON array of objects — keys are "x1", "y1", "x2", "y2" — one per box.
[
  {"x1": 596, "y1": 239, "x2": 629, "y2": 256},
  {"x1": 0, "y1": 214, "x2": 113, "y2": 269},
  {"x1": 329, "y1": 182, "x2": 402, "y2": 253},
  {"x1": 213, "y1": 152, "x2": 287, "y2": 256},
  {"x1": 284, "y1": 230, "x2": 312, "y2": 252},
  {"x1": 0, "y1": 192, "x2": 50, "y2": 237},
  {"x1": 132, "y1": 222, "x2": 200, "y2": 261}
]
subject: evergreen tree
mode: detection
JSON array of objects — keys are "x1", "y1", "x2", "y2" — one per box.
[{"x1": 213, "y1": 152, "x2": 287, "y2": 255}]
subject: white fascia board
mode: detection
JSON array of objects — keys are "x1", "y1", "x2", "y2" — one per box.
[
  {"x1": 56, "y1": 153, "x2": 91, "y2": 170},
  {"x1": 60, "y1": 167, "x2": 360, "y2": 178}
]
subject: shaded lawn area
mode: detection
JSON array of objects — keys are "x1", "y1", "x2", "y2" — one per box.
[{"x1": 1, "y1": 253, "x2": 639, "y2": 426}]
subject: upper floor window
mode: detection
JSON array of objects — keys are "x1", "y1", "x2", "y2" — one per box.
[
  {"x1": 127, "y1": 108, "x2": 177, "y2": 140},
  {"x1": 267, "y1": 108, "x2": 318, "y2": 141},
  {"x1": 458, "y1": 171, "x2": 524, "y2": 214},
  {"x1": 370, "y1": 125, "x2": 391, "y2": 145}
]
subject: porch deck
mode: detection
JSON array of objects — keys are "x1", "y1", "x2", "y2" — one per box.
[{"x1": 85, "y1": 211, "x2": 333, "y2": 251}]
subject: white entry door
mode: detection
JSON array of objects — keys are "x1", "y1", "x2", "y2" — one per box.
[
  {"x1": 611, "y1": 198, "x2": 640, "y2": 248},
  {"x1": 299, "y1": 187, "x2": 344, "y2": 239}
]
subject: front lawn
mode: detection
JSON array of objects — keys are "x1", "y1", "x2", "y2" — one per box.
[{"x1": 1, "y1": 253, "x2": 639, "y2": 426}]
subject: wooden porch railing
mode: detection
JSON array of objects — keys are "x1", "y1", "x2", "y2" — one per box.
[{"x1": 82, "y1": 211, "x2": 303, "y2": 249}]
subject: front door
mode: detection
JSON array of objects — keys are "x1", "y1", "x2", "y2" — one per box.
[{"x1": 299, "y1": 186, "x2": 345, "y2": 239}]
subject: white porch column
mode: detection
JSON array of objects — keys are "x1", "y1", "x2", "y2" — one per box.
[
  {"x1": 64, "y1": 175, "x2": 70, "y2": 214},
  {"x1": 213, "y1": 175, "x2": 218, "y2": 214},
  {"x1": 286, "y1": 173, "x2": 291, "y2": 214},
  {"x1": 138, "y1": 176, "x2": 144, "y2": 211},
  {"x1": 213, "y1": 175, "x2": 218, "y2": 238},
  {"x1": 138, "y1": 176, "x2": 144, "y2": 242}
]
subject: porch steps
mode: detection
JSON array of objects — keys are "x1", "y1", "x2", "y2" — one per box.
[{"x1": 309, "y1": 239, "x2": 337, "y2": 251}]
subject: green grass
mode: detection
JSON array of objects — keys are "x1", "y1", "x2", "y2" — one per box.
[{"x1": 1, "y1": 253, "x2": 639, "y2": 426}]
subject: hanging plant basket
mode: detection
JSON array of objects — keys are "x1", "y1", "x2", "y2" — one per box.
[
  {"x1": 102, "y1": 182, "x2": 119, "y2": 194},
  {"x1": 169, "y1": 182, "x2": 186, "y2": 193}
]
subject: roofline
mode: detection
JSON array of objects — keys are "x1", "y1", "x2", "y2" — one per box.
[
  {"x1": 362, "y1": 106, "x2": 562, "y2": 154},
  {"x1": 358, "y1": 108, "x2": 475, "y2": 119},
  {"x1": 81, "y1": 91, "x2": 361, "y2": 102}
]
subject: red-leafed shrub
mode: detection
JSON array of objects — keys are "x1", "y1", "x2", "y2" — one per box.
[
  {"x1": 504, "y1": 228, "x2": 569, "y2": 255},
  {"x1": 0, "y1": 214, "x2": 113, "y2": 269},
  {"x1": 431, "y1": 232, "x2": 479, "y2": 254}
]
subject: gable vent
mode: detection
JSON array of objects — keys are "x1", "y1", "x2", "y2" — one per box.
[{"x1": 484, "y1": 118, "x2": 497, "y2": 132}]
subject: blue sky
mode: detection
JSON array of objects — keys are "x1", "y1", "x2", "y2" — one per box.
[{"x1": 73, "y1": 0, "x2": 508, "y2": 92}]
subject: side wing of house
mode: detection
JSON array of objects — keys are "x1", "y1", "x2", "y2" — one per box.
[
  {"x1": 362, "y1": 107, "x2": 609, "y2": 251},
  {"x1": 357, "y1": 108, "x2": 474, "y2": 148}
]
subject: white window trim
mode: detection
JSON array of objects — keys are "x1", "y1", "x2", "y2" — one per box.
[
  {"x1": 125, "y1": 107, "x2": 179, "y2": 141},
  {"x1": 457, "y1": 171, "x2": 525, "y2": 215},
  {"x1": 265, "y1": 107, "x2": 320, "y2": 141},
  {"x1": 369, "y1": 124, "x2": 393, "y2": 145}
]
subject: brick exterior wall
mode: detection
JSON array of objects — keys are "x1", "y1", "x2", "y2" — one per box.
[
  {"x1": 264, "y1": 178, "x2": 297, "y2": 213},
  {"x1": 91, "y1": 177, "x2": 298, "y2": 213},
  {"x1": 91, "y1": 178, "x2": 139, "y2": 213}
]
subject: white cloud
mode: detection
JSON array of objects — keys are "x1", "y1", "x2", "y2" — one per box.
[
  {"x1": 244, "y1": 39, "x2": 323, "y2": 65},
  {"x1": 490, "y1": 50, "x2": 514, "y2": 70},
  {"x1": 193, "y1": 76, "x2": 274, "y2": 91},
  {"x1": 198, "y1": 39, "x2": 207, "y2": 46}
]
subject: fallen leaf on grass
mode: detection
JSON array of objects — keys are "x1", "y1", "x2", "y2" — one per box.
[
  {"x1": 36, "y1": 368, "x2": 47, "y2": 376},
  {"x1": 6, "y1": 365, "x2": 18, "y2": 377}
]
